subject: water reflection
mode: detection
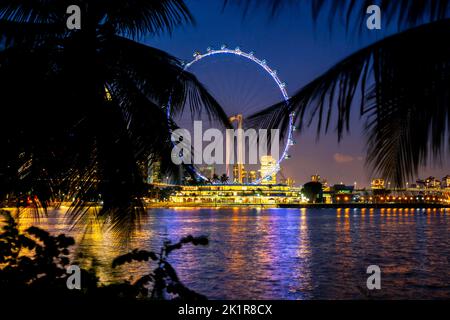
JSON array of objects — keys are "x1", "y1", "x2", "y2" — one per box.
[{"x1": 7, "y1": 208, "x2": 450, "y2": 299}]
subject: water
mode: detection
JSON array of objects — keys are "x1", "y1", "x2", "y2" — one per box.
[{"x1": 9, "y1": 207, "x2": 450, "y2": 299}]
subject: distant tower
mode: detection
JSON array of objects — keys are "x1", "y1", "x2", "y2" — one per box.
[
  {"x1": 442, "y1": 175, "x2": 450, "y2": 189},
  {"x1": 231, "y1": 164, "x2": 247, "y2": 184},
  {"x1": 260, "y1": 155, "x2": 278, "y2": 185},
  {"x1": 227, "y1": 114, "x2": 244, "y2": 183}
]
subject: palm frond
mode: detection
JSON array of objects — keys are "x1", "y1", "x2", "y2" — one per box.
[
  {"x1": 101, "y1": 0, "x2": 194, "y2": 38},
  {"x1": 105, "y1": 36, "x2": 231, "y2": 127},
  {"x1": 0, "y1": 0, "x2": 65, "y2": 24},
  {"x1": 0, "y1": 20, "x2": 67, "y2": 47},
  {"x1": 249, "y1": 19, "x2": 450, "y2": 185},
  {"x1": 226, "y1": 0, "x2": 450, "y2": 28}
]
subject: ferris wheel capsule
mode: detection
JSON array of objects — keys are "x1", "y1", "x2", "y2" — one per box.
[
  {"x1": 261, "y1": 59, "x2": 267, "y2": 65},
  {"x1": 206, "y1": 47, "x2": 212, "y2": 52},
  {"x1": 221, "y1": 44, "x2": 227, "y2": 50},
  {"x1": 285, "y1": 154, "x2": 291, "y2": 160}
]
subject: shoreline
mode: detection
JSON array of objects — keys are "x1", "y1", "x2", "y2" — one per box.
[
  {"x1": 2, "y1": 203, "x2": 449, "y2": 211},
  {"x1": 145, "y1": 203, "x2": 450, "y2": 209},
  {"x1": 278, "y1": 203, "x2": 450, "y2": 209}
]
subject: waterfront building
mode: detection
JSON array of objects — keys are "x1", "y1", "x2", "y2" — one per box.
[
  {"x1": 442, "y1": 175, "x2": 450, "y2": 189},
  {"x1": 371, "y1": 178, "x2": 385, "y2": 190},
  {"x1": 170, "y1": 184, "x2": 301, "y2": 205},
  {"x1": 232, "y1": 164, "x2": 247, "y2": 184},
  {"x1": 331, "y1": 184, "x2": 355, "y2": 203},
  {"x1": 259, "y1": 155, "x2": 278, "y2": 185},
  {"x1": 284, "y1": 177, "x2": 295, "y2": 187},
  {"x1": 148, "y1": 161, "x2": 162, "y2": 184},
  {"x1": 425, "y1": 176, "x2": 441, "y2": 189}
]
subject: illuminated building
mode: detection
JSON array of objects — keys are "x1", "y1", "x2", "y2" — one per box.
[
  {"x1": 332, "y1": 184, "x2": 355, "y2": 203},
  {"x1": 284, "y1": 177, "x2": 295, "y2": 187},
  {"x1": 248, "y1": 171, "x2": 258, "y2": 183},
  {"x1": 232, "y1": 165, "x2": 239, "y2": 183},
  {"x1": 227, "y1": 114, "x2": 244, "y2": 183},
  {"x1": 260, "y1": 155, "x2": 278, "y2": 185},
  {"x1": 232, "y1": 164, "x2": 247, "y2": 184},
  {"x1": 425, "y1": 176, "x2": 441, "y2": 189},
  {"x1": 311, "y1": 175, "x2": 321, "y2": 183},
  {"x1": 170, "y1": 184, "x2": 301, "y2": 205},
  {"x1": 442, "y1": 175, "x2": 450, "y2": 189},
  {"x1": 148, "y1": 161, "x2": 162, "y2": 184},
  {"x1": 371, "y1": 179, "x2": 385, "y2": 190}
]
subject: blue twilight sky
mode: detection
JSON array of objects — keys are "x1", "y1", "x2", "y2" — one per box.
[{"x1": 143, "y1": 0, "x2": 449, "y2": 187}]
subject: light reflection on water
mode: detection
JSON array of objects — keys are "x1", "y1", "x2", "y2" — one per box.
[{"x1": 9, "y1": 208, "x2": 450, "y2": 299}]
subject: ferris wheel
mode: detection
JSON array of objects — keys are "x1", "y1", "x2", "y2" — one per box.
[{"x1": 168, "y1": 45, "x2": 296, "y2": 185}]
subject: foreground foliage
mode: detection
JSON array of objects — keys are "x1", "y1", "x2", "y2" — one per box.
[{"x1": 0, "y1": 210, "x2": 208, "y2": 302}]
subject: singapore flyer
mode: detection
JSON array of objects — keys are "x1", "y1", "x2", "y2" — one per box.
[{"x1": 168, "y1": 45, "x2": 296, "y2": 185}]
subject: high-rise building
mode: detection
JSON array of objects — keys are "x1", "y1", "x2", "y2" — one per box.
[
  {"x1": 260, "y1": 155, "x2": 278, "y2": 185},
  {"x1": 285, "y1": 177, "x2": 295, "y2": 187},
  {"x1": 371, "y1": 179, "x2": 385, "y2": 190},
  {"x1": 233, "y1": 164, "x2": 246, "y2": 184},
  {"x1": 148, "y1": 161, "x2": 162, "y2": 184}
]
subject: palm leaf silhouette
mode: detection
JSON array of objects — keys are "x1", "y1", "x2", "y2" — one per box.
[
  {"x1": 0, "y1": 1, "x2": 229, "y2": 232},
  {"x1": 242, "y1": 1, "x2": 450, "y2": 185}
]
